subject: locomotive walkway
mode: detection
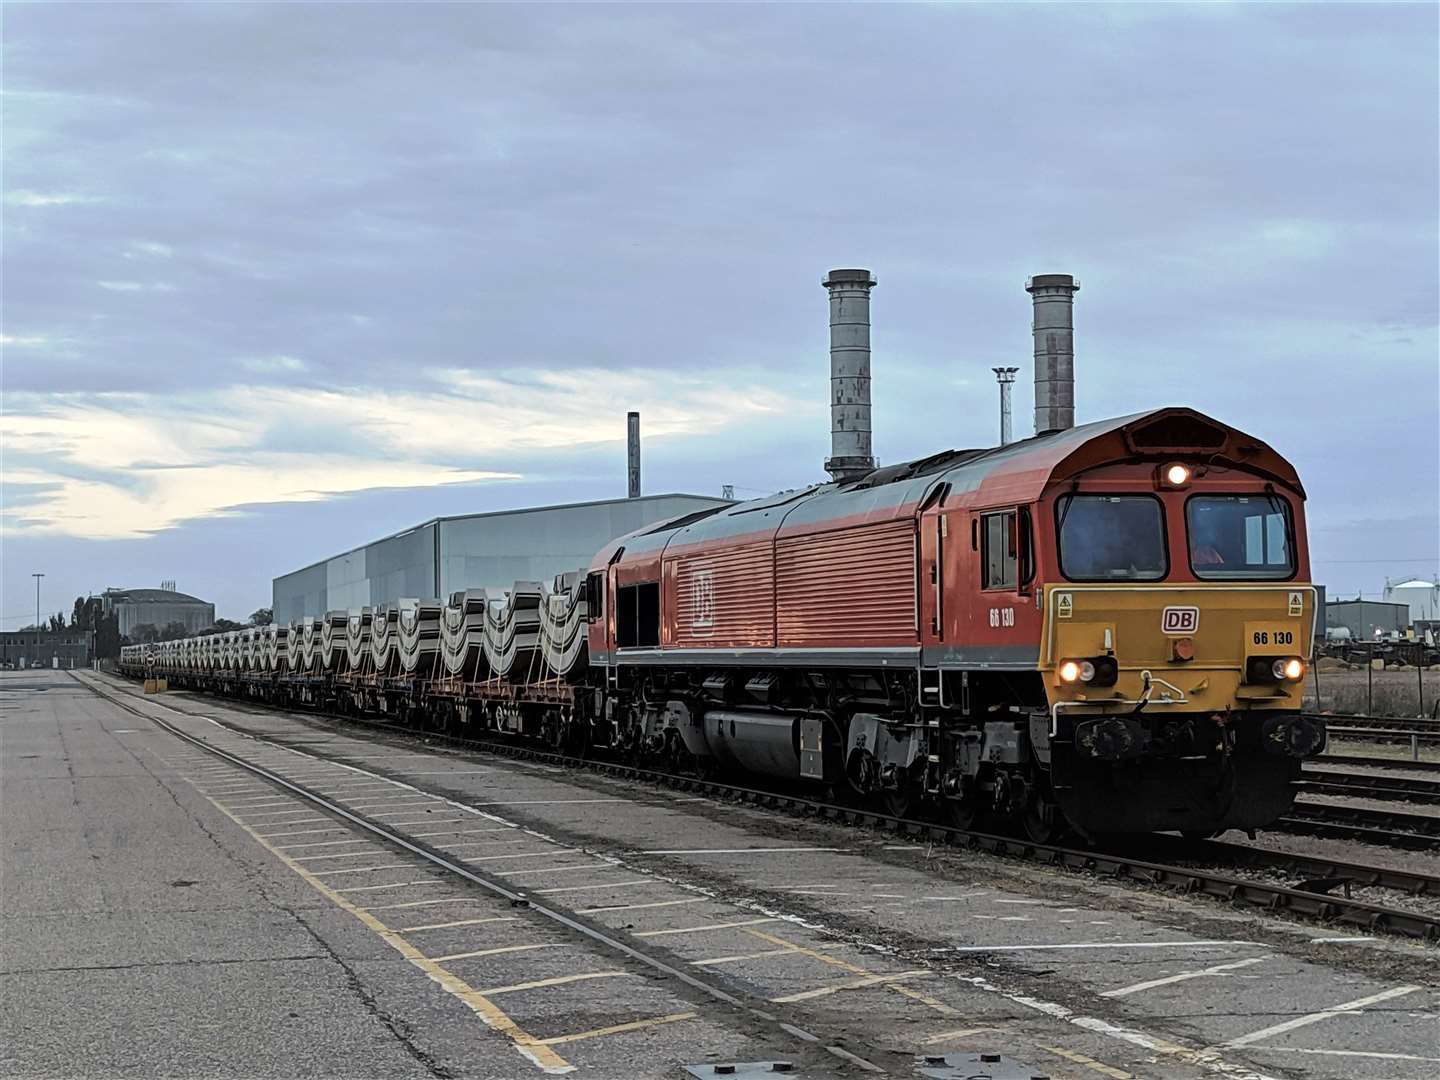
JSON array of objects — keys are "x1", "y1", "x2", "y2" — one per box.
[{"x1": 5, "y1": 669, "x2": 1438, "y2": 1080}]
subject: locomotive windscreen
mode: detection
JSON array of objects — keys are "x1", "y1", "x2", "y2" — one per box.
[
  {"x1": 1186, "y1": 495, "x2": 1295, "y2": 579},
  {"x1": 1056, "y1": 495, "x2": 1168, "y2": 581}
]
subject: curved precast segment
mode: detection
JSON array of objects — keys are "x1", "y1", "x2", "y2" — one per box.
[
  {"x1": 319, "y1": 611, "x2": 349, "y2": 675},
  {"x1": 539, "y1": 571, "x2": 589, "y2": 678},
  {"x1": 483, "y1": 582, "x2": 542, "y2": 680},
  {"x1": 345, "y1": 609, "x2": 373, "y2": 673},
  {"x1": 370, "y1": 606, "x2": 401, "y2": 677},
  {"x1": 299, "y1": 618, "x2": 323, "y2": 674},
  {"x1": 397, "y1": 599, "x2": 444, "y2": 675},
  {"x1": 285, "y1": 621, "x2": 305, "y2": 673},
  {"x1": 440, "y1": 591, "x2": 490, "y2": 678}
]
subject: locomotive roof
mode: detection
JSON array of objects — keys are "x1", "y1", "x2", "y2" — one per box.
[{"x1": 599, "y1": 407, "x2": 1304, "y2": 560}]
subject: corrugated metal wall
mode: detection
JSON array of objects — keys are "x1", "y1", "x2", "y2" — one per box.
[
  {"x1": 776, "y1": 522, "x2": 917, "y2": 646},
  {"x1": 666, "y1": 542, "x2": 776, "y2": 648}
]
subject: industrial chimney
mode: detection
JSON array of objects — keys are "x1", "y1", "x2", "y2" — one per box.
[
  {"x1": 992, "y1": 367, "x2": 1018, "y2": 446},
  {"x1": 823, "y1": 268, "x2": 878, "y2": 482},
  {"x1": 1026, "y1": 273, "x2": 1079, "y2": 434},
  {"x1": 626, "y1": 411, "x2": 641, "y2": 498}
]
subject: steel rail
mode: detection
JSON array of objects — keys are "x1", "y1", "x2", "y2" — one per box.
[
  {"x1": 100, "y1": 674, "x2": 1440, "y2": 942},
  {"x1": 1279, "y1": 802, "x2": 1440, "y2": 850},
  {"x1": 1318, "y1": 752, "x2": 1440, "y2": 774},
  {"x1": 1298, "y1": 769, "x2": 1440, "y2": 805}
]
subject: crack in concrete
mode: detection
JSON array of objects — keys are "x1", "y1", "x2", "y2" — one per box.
[{"x1": 3, "y1": 954, "x2": 328, "y2": 975}]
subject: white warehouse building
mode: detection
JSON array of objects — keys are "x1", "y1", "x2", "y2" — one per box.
[{"x1": 272, "y1": 493, "x2": 729, "y2": 622}]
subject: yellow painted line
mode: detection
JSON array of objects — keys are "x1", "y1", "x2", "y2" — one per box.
[
  {"x1": 310, "y1": 864, "x2": 417, "y2": 877},
  {"x1": 888, "y1": 983, "x2": 961, "y2": 1016},
  {"x1": 637, "y1": 918, "x2": 778, "y2": 938},
  {"x1": 477, "y1": 972, "x2": 629, "y2": 996},
  {"x1": 772, "y1": 970, "x2": 929, "y2": 1003},
  {"x1": 536, "y1": 1012, "x2": 695, "y2": 1047},
  {"x1": 744, "y1": 928, "x2": 954, "y2": 1016},
  {"x1": 573, "y1": 898, "x2": 704, "y2": 916},
  {"x1": 335, "y1": 879, "x2": 446, "y2": 894},
  {"x1": 198, "y1": 793, "x2": 571, "y2": 1073},
  {"x1": 430, "y1": 943, "x2": 568, "y2": 962},
  {"x1": 1041, "y1": 1045, "x2": 1136, "y2": 1079},
  {"x1": 400, "y1": 917, "x2": 521, "y2": 933}
]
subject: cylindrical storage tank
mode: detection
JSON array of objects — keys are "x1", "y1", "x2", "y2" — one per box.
[{"x1": 703, "y1": 711, "x2": 801, "y2": 781}]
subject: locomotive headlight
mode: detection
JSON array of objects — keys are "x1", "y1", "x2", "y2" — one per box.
[
  {"x1": 1164, "y1": 463, "x2": 1191, "y2": 486},
  {"x1": 1058, "y1": 660, "x2": 1082, "y2": 683},
  {"x1": 1273, "y1": 657, "x2": 1305, "y2": 681},
  {"x1": 1078, "y1": 660, "x2": 1097, "y2": 683}
]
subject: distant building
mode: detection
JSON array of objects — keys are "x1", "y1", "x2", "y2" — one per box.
[
  {"x1": 1384, "y1": 577, "x2": 1440, "y2": 625},
  {"x1": 272, "y1": 493, "x2": 731, "y2": 622},
  {"x1": 102, "y1": 585, "x2": 216, "y2": 638},
  {"x1": 1324, "y1": 599, "x2": 1410, "y2": 641},
  {"x1": 0, "y1": 629, "x2": 92, "y2": 669}
]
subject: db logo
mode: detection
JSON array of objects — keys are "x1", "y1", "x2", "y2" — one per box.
[
  {"x1": 1161, "y1": 606, "x2": 1199, "y2": 634},
  {"x1": 692, "y1": 568, "x2": 715, "y2": 630}
]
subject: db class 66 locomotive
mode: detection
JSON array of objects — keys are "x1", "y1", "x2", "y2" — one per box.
[
  {"x1": 123, "y1": 405, "x2": 1324, "y2": 842},
  {"x1": 587, "y1": 405, "x2": 1324, "y2": 841}
]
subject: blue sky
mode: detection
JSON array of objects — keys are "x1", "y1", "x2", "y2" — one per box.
[{"x1": 3, "y1": 2, "x2": 1436, "y2": 622}]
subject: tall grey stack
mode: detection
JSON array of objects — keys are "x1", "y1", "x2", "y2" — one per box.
[
  {"x1": 822, "y1": 268, "x2": 878, "y2": 482},
  {"x1": 1027, "y1": 273, "x2": 1080, "y2": 435}
]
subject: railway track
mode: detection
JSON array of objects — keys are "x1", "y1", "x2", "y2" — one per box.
[
  {"x1": 1280, "y1": 801, "x2": 1440, "y2": 850},
  {"x1": 91, "y1": 674, "x2": 1440, "y2": 942},
  {"x1": 1299, "y1": 767, "x2": 1440, "y2": 805},
  {"x1": 1316, "y1": 712, "x2": 1440, "y2": 746},
  {"x1": 1318, "y1": 752, "x2": 1440, "y2": 774}
]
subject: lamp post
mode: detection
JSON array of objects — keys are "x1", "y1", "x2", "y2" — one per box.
[{"x1": 32, "y1": 572, "x2": 44, "y2": 669}]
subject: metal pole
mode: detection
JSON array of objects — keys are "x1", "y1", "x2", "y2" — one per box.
[
  {"x1": 32, "y1": 572, "x2": 44, "y2": 668},
  {"x1": 1367, "y1": 641, "x2": 1373, "y2": 715},
  {"x1": 992, "y1": 367, "x2": 1018, "y2": 446},
  {"x1": 1418, "y1": 644, "x2": 1425, "y2": 718}
]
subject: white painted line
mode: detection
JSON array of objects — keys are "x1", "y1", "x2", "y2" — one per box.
[
  {"x1": 442, "y1": 839, "x2": 526, "y2": 850},
  {"x1": 275, "y1": 838, "x2": 377, "y2": 851},
  {"x1": 371, "y1": 816, "x2": 471, "y2": 827},
  {"x1": 1102, "y1": 957, "x2": 1267, "y2": 998},
  {"x1": 826, "y1": 1045, "x2": 884, "y2": 1073},
  {"x1": 1308, "y1": 935, "x2": 1375, "y2": 944},
  {"x1": 310, "y1": 864, "x2": 416, "y2": 877},
  {"x1": 773, "y1": 970, "x2": 929, "y2": 1003},
  {"x1": 400, "y1": 917, "x2": 520, "y2": 933},
  {"x1": 536, "y1": 879, "x2": 653, "y2": 895},
  {"x1": 335, "y1": 879, "x2": 446, "y2": 894},
  {"x1": 956, "y1": 972, "x2": 1282, "y2": 1080},
  {"x1": 472, "y1": 798, "x2": 622, "y2": 806},
  {"x1": 636, "y1": 918, "x2": 780, "y2": 938},
  {"x1": 1221, "y1": 985, "x2": 1421, "y2": 1049},
  {"x1": 344, "y1": 798, "x2": 437, "y2": 810},
  {"x1": 641, "y1": 847, "x2": 845, "y2": 855},
  {"x1": 363, "y1": 898, "x2": 477, "y2": 912},
  {"x1": 921, "y1": 1027, "x2": 1000, "y2": 1045},
  {"x1": 255, "y1": 827, "x2": 348, "y2": 838},
  {"x1": 408, "y1": 827, "x2": 513, "y2": 839},
  {"x1": 1254, "y1": 1047, "x2": 1440, "y2": 1064},
  {"x1": 947, "y1": 940, "x2": 1255, "y2": 953},
  {"x1": 429, "y1": 943, "x2": 567, "y2": 962},
  {"x1": 463, "y1": 851, "x2": 571, "y2": 863},
  {"x1": 500, "y1": 862, "x2": 615, "y2": 878},
  {"x1": 691, "y1": 947, "x2": 798, "y2": 967},
  {"x1": 291, "y1": 849, "x2": 390, "y2": 862},
  {"x1": 574, "y1": 898, "x2": 705, "y2": 916},
  {"x1": 476, "y1": 972, "x2": 628, "y2": 996}
]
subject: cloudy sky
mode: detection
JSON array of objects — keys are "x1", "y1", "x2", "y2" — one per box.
[{"x1": 3, "y1": 2, "x2": 1436, "y2": 624}]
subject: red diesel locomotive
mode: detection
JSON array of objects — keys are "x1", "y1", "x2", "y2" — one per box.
[{"x1": 585, "y1": 406, "x2": 1323, "y2": 840}]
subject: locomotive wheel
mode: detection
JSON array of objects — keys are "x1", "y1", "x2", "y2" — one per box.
[
  {"x1": 881, "y1": 787, "x2": 918, "y2": 820},
  {"x1": 1022, "y1": 793, "x2": 1063, "y2": 845},
  {"x1": 942, "y1": 798, "x2": 979, "y2": 831}
]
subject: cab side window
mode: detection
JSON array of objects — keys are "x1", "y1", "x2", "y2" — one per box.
[{"x1": 982, "y1": 510, "x2": 1018, "y2": 590}]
